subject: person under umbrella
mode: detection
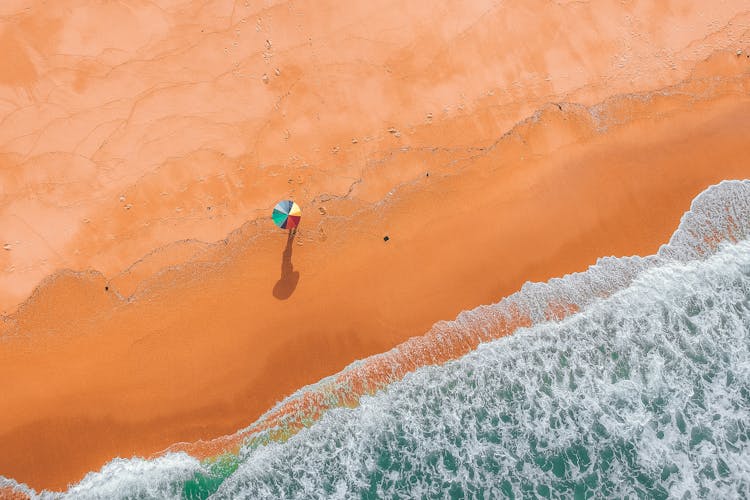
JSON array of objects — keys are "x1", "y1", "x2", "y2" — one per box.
[{"x1": 272, "y1": 200, "x2": 301, "y2": 234}]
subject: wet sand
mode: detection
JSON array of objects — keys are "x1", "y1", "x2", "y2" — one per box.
[{"x1": 0, "y1": 0, "x2": 749, "y2": 493}]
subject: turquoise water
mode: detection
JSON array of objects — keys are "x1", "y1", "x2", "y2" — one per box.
[
  {"x1": 3, "y1": 180, "x2": 750, "y2": 499},
  {"x1": 212, "y1": 238, "x2": 750, "y2": 499}
]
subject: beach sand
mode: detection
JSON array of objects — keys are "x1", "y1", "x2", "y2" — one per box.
[{"x1": 0, "y1": 0, "x2": 749, "y2": 492}]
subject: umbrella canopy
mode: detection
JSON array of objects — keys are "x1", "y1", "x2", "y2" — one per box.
[{"x1": 272, "y1": 200, "x2": 302, "y2": 230}]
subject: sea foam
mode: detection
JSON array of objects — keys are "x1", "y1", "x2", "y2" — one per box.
[
  {"x1": 214, "y1": 237, "x2": 750, "y2": 498},
  {"x1": 39, "y1": 454, "x2": 205, "y2": 500},
  {"x1": 3, "y1": 180, "x2": 749, "y2": 499}
]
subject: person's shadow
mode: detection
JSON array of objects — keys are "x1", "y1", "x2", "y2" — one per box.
[{"x1": 273, "y1": 231, "x2": 299, "y2": 300}]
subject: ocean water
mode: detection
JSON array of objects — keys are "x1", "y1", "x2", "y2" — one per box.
[
  {"x1": 4, "y1": 181, "x2": 750, "y2": 499},
  {"x1": 213, "y1": 238, "x2": 750, "y2": 499}
]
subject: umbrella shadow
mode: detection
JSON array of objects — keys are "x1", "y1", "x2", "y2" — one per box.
[{"x1": 273, "y1": 231, "x2": 299, "y2": 300}]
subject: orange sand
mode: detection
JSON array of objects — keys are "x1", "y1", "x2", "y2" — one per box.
[{"x1": 0, "y1": 0, "x2": 749, "y2": 492}]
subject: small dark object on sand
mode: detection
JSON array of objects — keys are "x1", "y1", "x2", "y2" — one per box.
[
  {"x1": 426, "y1": 172, "x2": 429, "y2": 177},
  {"x1": 383, "y1": 235, "x2": 390, "y2": 242},
  {"x1": 105, "y1": 286, "x2": 109, "y2": 291}
]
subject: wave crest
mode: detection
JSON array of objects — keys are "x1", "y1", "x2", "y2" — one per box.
[
  {"x1": 194, "y1": 180, "x2": 750, "y2": 460},
  {"x1": 4, "y1": 180, "x2": 749, "y2": 499}
]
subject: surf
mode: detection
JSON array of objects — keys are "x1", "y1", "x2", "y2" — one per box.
[
  {"x1": 3, "y1": 179, "x2": 750, "y2": 499},
  {"x1": 214, "y1": 231, "x2": 750, "y2": 498}
]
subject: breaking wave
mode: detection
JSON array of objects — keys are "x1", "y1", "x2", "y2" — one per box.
[
  {"x1": 4, "y1": 180, "x2": 750, "y2": 499},
  {"x1": 216, "y1": 232, "x2": 750, "y2": 498}
]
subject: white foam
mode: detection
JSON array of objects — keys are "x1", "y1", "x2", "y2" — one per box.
[
  {"x1": 36, "y1": 453, "x2": 204, "y2": 500},
  {"x1": 224, "y1": 180, "x2": 750, "y2": 452},
  {"x1": 214, "y1": 237, "x2": 750, "y2": 498},
  {"x1": 7, "y1": 180, "x2": 750, "y2": 499}
]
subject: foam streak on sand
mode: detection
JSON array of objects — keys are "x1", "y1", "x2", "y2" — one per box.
[{"x1": 5, "y1": 180, "x2": 749, "y2": 499}]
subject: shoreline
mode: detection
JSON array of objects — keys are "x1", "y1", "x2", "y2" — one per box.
[
  {"x1": 2, "y1": 61, "x2": 749, "y2": 490},
  {"x1": 2, "y1": 1, "x2": 749, "y2": 315}
]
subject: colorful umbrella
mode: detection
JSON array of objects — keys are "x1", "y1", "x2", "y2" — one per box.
[{"x1": 272, "y1": 200, "x2": 301, "y2": 230}]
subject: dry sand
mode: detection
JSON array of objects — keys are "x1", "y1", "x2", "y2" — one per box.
[{"x1": 0, "y1": 0, "x2": 749, "y2": 492}]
